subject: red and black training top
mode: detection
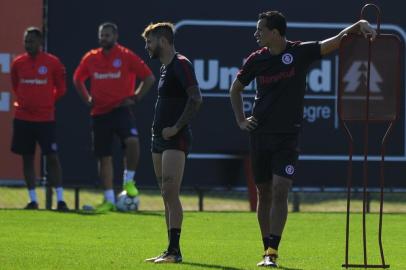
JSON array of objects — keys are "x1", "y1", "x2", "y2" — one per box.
[
  {"x1": 237, "y1": 41, "x2": 321, "y2": 134},
  {"x1": 152, "y1": 53, "x2": 198, "y2": 136},
  {"x1": 11, "y1": 52, "x2": 66, "y2": 122},
  {"x1": 73, "y1": 44, "x2": 152, "y2": 116}
]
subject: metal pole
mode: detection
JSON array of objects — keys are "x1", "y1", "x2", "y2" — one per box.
[
  {"x1": 292, "y1": 192, "x2": 300, "y2": 212},
  {"x1": 75, "y1": 187, "x2": 80, "y2": 211},
  {"x1": 42, "y1": 155, "x2": 53, "y2": 210},
  {"x1": 360, "y1": 36, "x2": 372, "y2": 267},
  {"x1": 342, "y1": 121, "x2": 354, "y2": 268},
  {"x1": 379, "y1": 122, "x2": 394, "y2": 268},
  {"x1": 197, "y1": 188, "x2": 204, "y2": 212}
]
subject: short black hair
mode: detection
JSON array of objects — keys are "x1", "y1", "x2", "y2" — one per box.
[
  {"x1": 99, "y1": 22, "x2": 118, "y2": 34},
  {"x1": 142, "y1": 22, "x2": 175, "y2": 44},
  {"x1": 258, "y1": 11, "x2": 286, "y2": 36},
  {"x1": 24, "y1": 27, "x2": 43, "y2": 39}
]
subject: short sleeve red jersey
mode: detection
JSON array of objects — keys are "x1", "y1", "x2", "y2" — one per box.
[
  {"x1": 11, "y1": 52, "x2": 66, "y2": 122},
  {"x1": 73, "y1": 44, "x2": 152, "y2": 115}
]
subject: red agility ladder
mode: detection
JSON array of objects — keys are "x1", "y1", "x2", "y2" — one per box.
[{"x1": 338, "y1": 4, "x2": 403, "y2": 269}]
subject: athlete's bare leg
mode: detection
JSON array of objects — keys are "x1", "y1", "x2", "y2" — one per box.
[
  {"x1": 22, "y1": 155, "x2": 36, "y2": 190},
  {"x1": 152, "y1": 152, "x2": 169, "y2": 232},
  {"x1": 124, "y1": 137, "x2": 139, "y2": 171},
  {"x1": 99, "y1": 156, "x2": 113, "y2": 189},
  {"x1": 161, "y1": 150, "x2": 185, "y2": 230},
  {"x1": 46, "y1": 153, "x2": 63, "y2": 187},
  {"x1": 269, "y1": 175, "x2": 292, "y2": 236},
  {"x1": 256, "y1": 175, "x2": 291, "y2": 242},
  {"x1": 256, "y1": 181, "x2": 273, "y2": 237}
]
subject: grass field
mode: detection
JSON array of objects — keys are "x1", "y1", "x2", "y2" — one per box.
[
  {"x1": 0, "y1": 210, "x2": 405, "y2": 270},
  {"x1": 2, "y1": 187, "x2": 406, "y2": 212}
]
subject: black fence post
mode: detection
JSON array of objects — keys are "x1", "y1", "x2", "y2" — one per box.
[
  {"x1": 45, "y1": 185, "x2": 53, "y2": 210},
  {"x1": 75, "y1": 187, "x2": 80, "y2": 211},
  {"x1": 366, "y1": 192, "x2": 371, "y2": 213},
  {"x1": 292, "y1": 191, "x2": 300, "y2": 212},
  {"x1": 197, "y1": 188, "x2": 204, "y2": 212}
]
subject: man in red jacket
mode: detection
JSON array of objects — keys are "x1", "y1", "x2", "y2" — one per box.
[
  {"x1": 11, "y1": 27, "x2": 68, "y2": 211},
  {"x1": 73, "y1": 22, "x2": 155, "y2": 212}
]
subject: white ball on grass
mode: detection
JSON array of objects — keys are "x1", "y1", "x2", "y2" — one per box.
[{"x1": 116, "y1": 191, "x2": 140, "y2": 212}]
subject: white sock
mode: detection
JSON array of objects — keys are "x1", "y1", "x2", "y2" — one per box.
[
  {"x1": 104, "y1": 189, "x2": 115, "y2": 204},
  {"x1": 55, "y1": 187, "x2": 64, "y2": 202},
  {"x1": 28, "y1": 189, "x2": 37, "y2": 202},
  {"x1": 123, "y1": 170, "x2": 136, "y2": 184}
]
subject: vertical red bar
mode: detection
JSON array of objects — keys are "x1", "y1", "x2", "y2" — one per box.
[
  {"x1": 361, "y1": 38, "x2": 372, "y2": 267},
  {"x1": 0, "y1": 0, "x2": 43, "y2": 181},
  {"x1": 244, "y1": 155, "x2": 257, "y2": 212}
]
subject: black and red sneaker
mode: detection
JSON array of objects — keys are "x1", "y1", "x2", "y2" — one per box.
[
  {"x1": 57, "y1": 201, "x2": 69, "y2": 211},
  {"x1": 257, "y1": 247, "x2": 278, "y2": 267},
  {"x1": 153, "y1": 249, "x2": 182, "y2": 264},
  {"x1": 24, "y1": 201, "x2": 39, "y2": 210}
]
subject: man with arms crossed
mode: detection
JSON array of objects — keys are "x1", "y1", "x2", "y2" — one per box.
[
  {"x1": 142, "y1": 22, "x2": 202, "y2": 263},
  {"x1": 230, "y1": 11, "x2": 376, "y2": 267}
]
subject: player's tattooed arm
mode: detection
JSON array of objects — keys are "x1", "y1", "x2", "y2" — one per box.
[
  {"x1": 175, "y1": 86, "x2": 203, "y2": 129},
  {"x1": 161, "y1": 86, "x2": 202, "y2": 140}
]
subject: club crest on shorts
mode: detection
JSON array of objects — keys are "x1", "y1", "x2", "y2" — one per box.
[
  {"x1": 51, "y1": 143, "x2": 58, "y2": 151},
  {"x1": 130, "y1": 128, "x2": 138, "y2": 136},
  {"x1": 38, "y1": 66, "x2": 48, "y2": 75},
  {"x1": 281, "y1": 53, "x2": 293, "y2": 65},
  {"x1": 113, "y1": 58, "x2": 122, "y2": 68},
  {"x1": 285, "y1": 165, "x2": 295, "y2": 175}
]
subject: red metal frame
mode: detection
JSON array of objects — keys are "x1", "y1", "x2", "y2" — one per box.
[{"x1": 339, "y1": 3, "x2": 402, "y2": 269}]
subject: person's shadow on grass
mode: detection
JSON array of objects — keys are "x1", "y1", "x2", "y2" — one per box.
[
  {"x1": 278, "y1": 266, "x2": 304, "y2": 270},
  {"x1": 71, "y1": 210, "x2": 164, "y2": 217},
  {"x1": 181, "y1": 261, "x2": 303, "y2": 270},
  {"x1": 180, "y1": 261, "x2": 244, "y2": 270}
]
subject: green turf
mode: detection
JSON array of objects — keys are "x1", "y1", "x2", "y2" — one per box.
[
  {"x1": 0, "y1": 210, "x2": 404, "y2": 270},
  {"x1": 2, "y1": 187, "x2": 406, "y2": 212}
]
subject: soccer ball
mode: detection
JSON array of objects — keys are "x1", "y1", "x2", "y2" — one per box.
[{"x1": 116, "y1": 191, "x2": 140, "y2": 212}]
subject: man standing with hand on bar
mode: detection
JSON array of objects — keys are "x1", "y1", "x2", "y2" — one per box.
[{"x1": 230, "y1": 11, "x2": 376, "y2": 267}]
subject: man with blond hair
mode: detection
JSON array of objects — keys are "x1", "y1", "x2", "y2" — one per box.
[{"x1": 142, "y1": 22, "x2": 202, "y2": 263}]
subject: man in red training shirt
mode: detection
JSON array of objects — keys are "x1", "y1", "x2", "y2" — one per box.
[
  {"x1": 11, "y1": 27, "x2": 68, "y2": 211},
  {"x1": 73, "y1": 22, "x2": 155, "y2": 212}
]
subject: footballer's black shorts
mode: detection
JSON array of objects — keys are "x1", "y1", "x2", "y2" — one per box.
[
  {"x1": 92, "y1": 106, "x2": 138, "y2": 157},
  {"x1": 249, "y1": 133, "x2": 299, "y2": 183},
  {"x1": 11, "y1": 119, "x2": 58, "y2": 155},
  {"x1": 151, "y1": 128, "x2": 192, "y2": 156}
]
